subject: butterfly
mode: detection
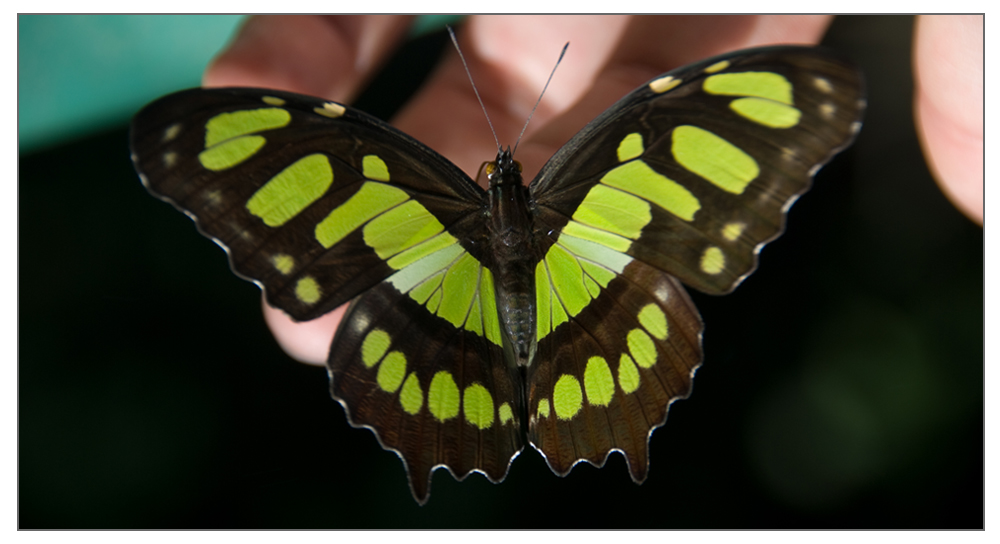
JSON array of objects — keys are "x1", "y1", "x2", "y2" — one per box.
[{"x1": 130, "y1": 44, "x2": 865, "y2": 504}]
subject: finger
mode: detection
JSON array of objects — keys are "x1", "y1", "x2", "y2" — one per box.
[
  {"x1": 205, "y1": 15, "x2": 413, "y2": 365},
  {"x1": 523, "y1": 15, "x2": 834, "y2": 167},
  {"x1": 278, "y1": 17, "x2": 628, "y2": 364},
  {"x1": 913, "y1": 15, "x2": 983, "y2": 224},
  {"x1": 283, "y1": 16, "x2": 629, "y2": 364},
  {"x1": 264, "y1": 299, "x2": 342, "y2": 366},
  {"x1": 204, "y1": 15, "x2": 414, "y2": 101}
]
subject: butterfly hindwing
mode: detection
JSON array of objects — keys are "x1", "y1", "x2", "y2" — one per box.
[
  {"x1": 529, "y1": 259, "x2": 702, "y2": 479},
  {"x1": 330, "y1": 274, "x2": 521, "y2": 504}
]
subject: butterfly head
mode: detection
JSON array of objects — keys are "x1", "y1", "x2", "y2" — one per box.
[{"x1": 485, "y1": 147, "x2": 523, "y2": 189}]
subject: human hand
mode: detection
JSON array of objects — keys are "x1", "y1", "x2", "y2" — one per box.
[
  {"x1": 913, "y1": 15, "x2": 983, "y2": 225},
  {"x1": 202, "y1": 14, "x2": 837, "y2": 365}
]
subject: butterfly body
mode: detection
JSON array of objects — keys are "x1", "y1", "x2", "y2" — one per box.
[
  {"x1": 485, "y1": 149, "x2": 540, "y2": 366},
  {"x1": 130, "y1": 45, "x2": 864, "y2": 504}
]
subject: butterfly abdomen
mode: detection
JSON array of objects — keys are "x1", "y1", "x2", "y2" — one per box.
[{"x1": 486, "y1": 150, "x2": 540, "y2": 368}]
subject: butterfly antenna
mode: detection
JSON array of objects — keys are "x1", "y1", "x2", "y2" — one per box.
[
  {"x1": 448, "y1": 26, "x2": 500, "y2": 152},
  {"x1": 513, "y1": 42, "x2": 569, "y2": 156}
]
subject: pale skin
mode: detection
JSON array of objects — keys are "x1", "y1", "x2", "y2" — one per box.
[{"x1": 202, "y1": 15, "x2": 983, "y2": 367}]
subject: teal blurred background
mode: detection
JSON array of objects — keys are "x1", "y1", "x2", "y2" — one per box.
[
  {"x1": 18, "y1": 14, "x2": 460, "y2": 152},
  {"x1": 19, "y1": 15, "x2": 982, "y2": 528},
  {"x1": 19, "y1": 15, "x2": 244, "y2": 152}
]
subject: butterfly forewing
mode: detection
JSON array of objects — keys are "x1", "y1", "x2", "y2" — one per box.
[
  {"x1": 531, "y1": 46, "x2": 865, "y2": 295},
  {"x1": 131, "y1": 88, "x2": 486, "y2": 321}
]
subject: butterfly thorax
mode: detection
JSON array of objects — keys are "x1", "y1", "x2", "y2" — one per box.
[{"x1": 485, "y1": 148, "x2": 539, "y2": 368}]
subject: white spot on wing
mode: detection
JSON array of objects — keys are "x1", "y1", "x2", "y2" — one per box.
[
  {"x1": 813, "y1": 77, "x2": 833, "y2": 93},
  {"x1": 654, "y1": 283, "x2": 670, "y2": 302},
  {"x1": 819, "y1": 103, "x2": 836, "y2": 120},
  {"x1": 163, "y1": 151, "x2": 178, "y2": 168},
  {"x1": 648, "y1": 75, "x2": 681, "y2": 94},
  {"x1": 162, "y1": 123, "x2": 181, "y2": 142},
  {"x1": 315, "y1": 102, "x2": 346, "y2": 118}
]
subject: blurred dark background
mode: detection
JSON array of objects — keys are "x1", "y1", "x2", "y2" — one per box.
[{"x1": 19, "y1": 15, "x2": 982, "y2": 528}]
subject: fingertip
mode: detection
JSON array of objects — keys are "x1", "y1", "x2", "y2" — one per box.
[
  {"x1": 262, "y1": 297, "x2": 343, "y2": 367},
  {"x1": 913, "y1": 15, "x2": 983, "y2": 224},
  {"x1": 914, "y1": 94, "x2": 984, "y2": 224},
  {"x1": 204, "y1": 16, "x2": 344, "y2": 94},
  {"x1": 204, "y1": 15, "x2": 413, "y2": 100}
]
